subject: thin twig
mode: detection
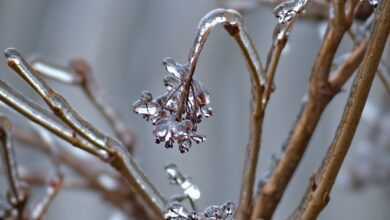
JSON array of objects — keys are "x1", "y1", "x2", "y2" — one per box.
[
  {"x1": 0, "y1": 80, "x2": 109, "y2": 160},
  {"x1": 69, "y1": 59, "x2": 136, "y2": 151},
  {"x1": 251, "y1": 1, "x2": 362, "y2": 219},
  {"x1": 30, "y1": 58, "x2": 136, "y2": 151},
  {"x1": 329, "y1": 39, "x2": 368, "y2": 88},
  {"x1": 22, "y1": 175, "x2": 64, "y2": 220},
  {"x1": 0, "y1": 116, "x2": 25, "y2": 207},
  {"x1": 290, "y1": 1, "x2": 390, "y2": 218},
  {"x1": 1, "y1": 49, "x2": 166, "y2": 218},
  {"x1": 14, "y1": 127, "x2": 151, "y2": 219},
  {"x1": 346, "y1": 17, "x2": 390, "y2": 95}
]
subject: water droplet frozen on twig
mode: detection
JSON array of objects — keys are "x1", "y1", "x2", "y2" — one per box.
[{"x1": 272, "y1": 0, "x2": 308, "y2": 41}]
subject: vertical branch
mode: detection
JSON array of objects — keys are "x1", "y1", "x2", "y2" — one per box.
[
  {"x1": 14, "y1": 128, "x2": 151, "y2": 219},
  {"x1": 290, "y1": 1, "x2": 390, "y2": 218},
  {"x1": 0, "y1": 116, "x2": 25, "y2": 206},
  {"x1": 251, "y1": 1, "x2": 362, "y2": 219}
]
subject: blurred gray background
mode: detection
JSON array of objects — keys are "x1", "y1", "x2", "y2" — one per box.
[{"x1": 0, "y1": 0, "x2": 389, "y2": 219}]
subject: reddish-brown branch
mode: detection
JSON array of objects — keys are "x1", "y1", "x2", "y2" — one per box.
[
  {"x1": 251, "y1": 1, "x2": 363, "y2": 219},
  {"x1": 290, "y1": 1, "x2": 390, "y2": 218}
]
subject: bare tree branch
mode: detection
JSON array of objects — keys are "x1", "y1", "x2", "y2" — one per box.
[
  {"x1": 251, "y1": 1, "x2": 363, "y2": 219},
  {"x1": 0, "y1": 80, "x2": 109, "y2": 160},
  {"x1": 290, "y1": 1, "x2": 390, "y2": 218},
  {"x1": 22, "y1": 176, "x2": 63, "y2": 220},
  {"x1": 30, "y1": 58, "x2": 136, "y2": 151},
  {"x1": 14, "y1": 127, "x2": 151, "y2": 219},
  {"x1": 1, "y1": 49, "x2": 167, "y2": 218}
]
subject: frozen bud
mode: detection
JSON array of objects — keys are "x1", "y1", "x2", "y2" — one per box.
[
  {"x1": 132, "y1": 92, "x2": 160, "y2": 120},
  {"x1": 154, "y1": 118, "x2": 174, "y2": 143},
  {"x1": 164, "y1": 203, "x2": 190, "y2": 220},
  {"x1": 165, "y1": 139, "x2": 174, "y2": 148},
  {"x1": 163, "y1": 57, "x2": 189, "y2": 79},
  {"x1": 179, "y1": 140, "x2": 192, "y2": 153},
  {"x1": 164, "y1": 75, "x2": 181, "y2": 91},
  {"x1": 192, "y1": 135, "x2": 206, "y2": 144},
  {"x1": 189, "y1": 212, "x2": 200, "y2": 220},
  {"x1": 200, "y1": 106, "x2": 213, "y2": 118},
  {"x1": 222, "y1": 202, "x2": 235, "y2": 217},
  {"x1": 141, "y1": 90, "x2": 153, "y2": 102},
  {"x1": 203, "y1": 205, "x2": 223, "y2": 218}
]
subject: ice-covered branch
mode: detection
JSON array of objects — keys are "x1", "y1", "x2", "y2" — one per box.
[{"x1": 1, "y1": 49, "x2": 167, "y2": 218}]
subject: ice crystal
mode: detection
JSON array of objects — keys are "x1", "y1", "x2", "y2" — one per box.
[
  {"x1": 274, "y1": 0, "x2": 307, "y2": 25},
  {"x1": 165, "y1": 164, "x2": 201, "y2": 201},
  {"x1": 164, "y1": 202, "x2": 235, "y2": 220},
  {"x1": 273, "y1": 0, "x2": 308, "y2": 41},
  {"x1": 133, "y1": 58, "x2": 211, "y2": 153}
]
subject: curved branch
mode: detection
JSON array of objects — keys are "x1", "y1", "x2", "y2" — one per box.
[
  {"x1": 168, "y1": 9, "x2": 266, "y2": 219},
  {"x1": 0, "y1": 80, "x2": 108, "y2": 160},
  {"x1": 251, "y1": 1, "x2": 364, "y2": 218},
  {"x1": 176, "y1": 8, "x2": 266, "y2": 120}
]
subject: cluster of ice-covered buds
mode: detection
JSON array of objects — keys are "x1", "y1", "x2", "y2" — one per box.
[
  {"x1": 164, "y1": 202, "x2": 235, "y2": 220},
  {"x1": 132, "y1": 58, "x2": 212, "y2": 153}
]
